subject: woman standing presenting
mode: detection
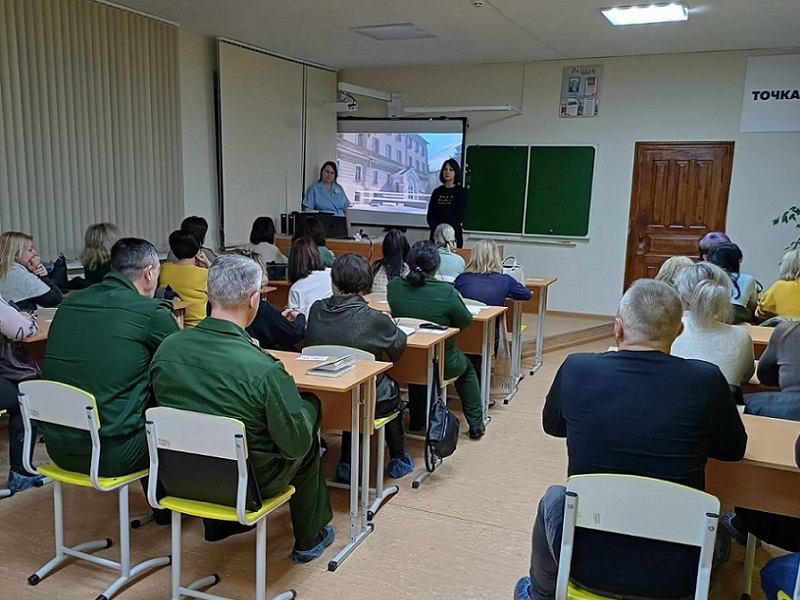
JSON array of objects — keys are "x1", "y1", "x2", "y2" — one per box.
[
  {"x1": 302, "y1": 161, "x2": 350, "y2": 216},
  {"x1": 427, "y1": 159, "x2": 468, "y2": 248}
]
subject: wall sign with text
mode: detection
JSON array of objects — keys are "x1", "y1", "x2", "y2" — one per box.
[
  {"x1": 740, "y1": 54, "x2": 800, "y2": 133},
  {"x1": 560, "y1": 66, "x2": 602, "y2": 118}
]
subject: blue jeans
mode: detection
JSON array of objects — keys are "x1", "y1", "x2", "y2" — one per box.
[{"x1": 529, "y1": 485, "x2": 566, "y2": 600}]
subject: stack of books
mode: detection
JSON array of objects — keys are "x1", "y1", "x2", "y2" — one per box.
[{"x1": 306, "y1": 354, "x2": 356, "y2": 378}]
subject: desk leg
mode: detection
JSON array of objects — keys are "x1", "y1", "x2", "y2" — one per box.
[
  {"x1": 530, "y1": 287, "x2": 548, "y2": 375},
  {"x1": 412, "y1": 345, "x2": 444, "y2": 490},
  {"x1": 481, "y1": 321, "x2": 493, "y2": 428},
  {"x1": 406, "y1": 346, "x2": 435, "y2": 443},
  {"x1": 505, "y1": 301, "x2": 524, "y2": 405},
  {"x1": 360, "y1": 381, "x2": 371, "y2": 532},
  {"x1": 328, "y1": 386, "x2": 373, "y2": 572}
]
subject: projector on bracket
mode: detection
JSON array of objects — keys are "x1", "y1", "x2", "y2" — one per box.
[{"x1": 324, "y1": 100, "x2": 359, "y2": 112}]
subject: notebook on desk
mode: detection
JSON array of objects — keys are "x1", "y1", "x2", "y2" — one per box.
[{"x1": 306, "y1": 354, "x2": 356, "y2": 378}]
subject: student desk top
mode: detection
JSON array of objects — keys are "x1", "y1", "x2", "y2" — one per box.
[
  {"x1": 267, "y1": 350, "x2": 392, "y2": 571},
  {"x1": 738, "y1": 324, "x2": 773, "y2": 359},
  {"x1": 706, "y1": 413, "x2": 800, "y2": 518}
]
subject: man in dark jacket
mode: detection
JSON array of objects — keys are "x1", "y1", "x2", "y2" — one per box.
[
  {"x1": 515, "y1": 279, "x2": 747, "y2": 600},
  {"x1": 304, "y1": 253, "x2": 414, "y2": 481}
]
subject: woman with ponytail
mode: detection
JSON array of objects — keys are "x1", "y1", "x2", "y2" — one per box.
[
  {"x1": 671, "y1": 262, "x2": 754, "y2": 390},
  {"x1": 706, "y1": 242, "x2": 758, "y2": 323},
  {"x1": 387, "y1": 240, "x2": 486, "y2": 439}
]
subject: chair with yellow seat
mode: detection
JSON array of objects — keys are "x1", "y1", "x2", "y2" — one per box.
[
  {"x1": 144, "y1": 406, "x2": 296, "y2": 600},
  {"x1": 555, "y1": 474, "x2": 720, "y2": 600},
  {"x1": 302, "y1": 345, "x2": 400, "y2": 520},
  {"x1": 18, "y1": 380, "x2": 170, "y2": 600}
]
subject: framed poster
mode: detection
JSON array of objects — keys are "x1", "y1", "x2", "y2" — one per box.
[
  {"x1": 560, "y1": 66, "x2": 602, "y2": 118},
  {"x1": 740, "y1": 54, "x2": 800, "y2": 132}
]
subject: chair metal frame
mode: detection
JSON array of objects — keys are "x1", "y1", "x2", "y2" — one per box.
[
  {"x1": 145, "y1": 406, "x2": 296, "y2": 600},
  {"x1": 302, "y1": 345, "x2": 400, "y2": 519},
  {"x1": 18, "y1": 380, "x2": 169, "y2": 600},
  {"x1": 556, "y1": 474, "x2": 720, "y2": 600},
  {"x1": 0, "y1": 409, "x2": 12, "y2": 498}
]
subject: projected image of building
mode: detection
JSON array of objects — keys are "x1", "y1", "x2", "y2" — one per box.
[{"x1": 337, "y1": 133, "x2": 430, "y2": 214}]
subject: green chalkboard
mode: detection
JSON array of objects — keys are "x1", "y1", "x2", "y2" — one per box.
[
  {"x1": 525, "y1": 146, "x2": 595, "y2": 236},
  {"x1": 463, "y1": 146, "x2": 527, "y2": 234},
  {"x1": 463, "y1": 145, "x2": 594, "y2": 237}
]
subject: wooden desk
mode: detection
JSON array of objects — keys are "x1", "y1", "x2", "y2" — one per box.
[
  {"x1": 275, "y1": 235, "x2": 382, "y2": 263},
  {"x1": 268, "y1": 350, "x2": 391, "y2": 571},
  {"x1": 266, "y1": 280, "x2": 291, "y2": 309},
  {"x1": 170, "y1": 299, "x2": 190, "y2": 328},
  {"x1": 504, "y1": 277, "x2": 557, "y2": 403},
  {"x1": 706, "y1": 414, "x2": 800, "y2": 518},
  {"x1": 739, "y1": 324, "x2": 773, "y2": 360}
]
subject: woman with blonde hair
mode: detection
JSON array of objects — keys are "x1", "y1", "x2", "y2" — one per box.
[
  {"x1": 670, "y1": 262, "x2": 754, "y2": 391},
  {"x1": 0, "y1": 231, "x2": 62, "y2": 311},
  {"x1": 433, "y1": 223, "x2": 465, "y2": 279},
  {"x1": 79, "y1": 223, "x2": 121, "y2": 285},
  {"x1": 756, "y1": 248, "x2": 800, "y2": 321},
  {"x1": 654, "y1": 256, "x2": 694, "y2": 287},
  {"x1": 455, "y1": 239, "x2": 531, "y2": 306}
]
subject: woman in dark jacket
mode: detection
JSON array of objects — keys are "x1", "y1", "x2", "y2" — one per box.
[
  {"x1": 305, "y1": 253, "x2": 414, "y2": 482},
  {"x1": 426, "y1": 159, "x2": 468, "y2": 248}
]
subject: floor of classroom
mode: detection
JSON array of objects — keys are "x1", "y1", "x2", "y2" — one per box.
[{"x1": 0, "y1": 334, "x2": 785, "y2": 599}]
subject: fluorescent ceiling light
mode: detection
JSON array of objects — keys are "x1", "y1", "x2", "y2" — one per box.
[
  {"x1": 404, "y1": 105, "x2": 522, "y2": 115},
  {"x1": 601, "y1": 3, "x2": 689, "y2": 26},
  {"x1": 353, "y1": 23, "x2": 435, "y2": 41}
]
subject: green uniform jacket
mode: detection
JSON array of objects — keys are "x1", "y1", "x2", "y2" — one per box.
[
  {"x1": 387, "y1": 276, "x2": 473, "y2": 371},
  {"x1": 149, "y1": 318, "x2": 318, "y2": 492},
  {"x1": 41, "y1": 272, "x2": 180, "y2": 445}
]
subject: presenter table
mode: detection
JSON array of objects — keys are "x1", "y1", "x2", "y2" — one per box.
[
  {"x1": 504, "y1": 277, "x2": 557, "y2": 403},
  {"x1": 268, "y1": 350, "x2": 392, "y2": 571},
  {"x1": 275, "y1": 235, "x2": 382, "y2": 263}
]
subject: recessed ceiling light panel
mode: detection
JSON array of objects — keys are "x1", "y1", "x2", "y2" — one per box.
[
  {"x1": 352, "y1": 23, "x2": 435, "y2": 41},
  {"x1": 601, "y1": 3, "x2": 689, "y2": 26}
]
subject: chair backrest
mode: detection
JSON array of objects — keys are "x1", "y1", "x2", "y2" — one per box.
[
  {"x1": 145, "y1": 407, "x2": 261, "y2": 518},
  {"x1": 302, "y1": 345, "x2": 374, "y2": 361},
  {"x1": 555, "y1": 474, "x2": 720, "y2": 600},
  {"x1": 434, "y1": 274, "x2": 455, "y2": 283},
  {"x1": 366, "y1": 292, "x2": 387, "y2": 302},
  {"x1": 19, "y1": 380, "x2": 99, "y2": 432},
  {"x1": 462, "y1": 298, "x2": 487, "y2": 307}
]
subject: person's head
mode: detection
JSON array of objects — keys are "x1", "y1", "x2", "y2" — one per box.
[
  {"x1": 292, "y1": 215, "x2": 327, "y2": 247},
  {"x1": 0, "y1": 231, "x2": 37, "y2": 276},
  {"x1": 779, "y1": 249, "x2": 800, "y2": 281},
  {"x1": 615, "y1": 279, "x2": 683, "y2": 349},
  {"x1": 207, "y1": 254, "x2": 262, "y2": 327},
  {"x1": 288, "y1": 237, "x2": 324, "y2": 283},
  {"x1": 406, "y1": 240, "x2": 440, "y2": 287},
  {"x1": 319, "y1": 161, "x2": 338, "y2": 185},
  {"x1": 654, "y1": 256, "x2": 694, "y2": 286},
  {"x1": 249, "y1": 216, "x2": 277, "y2": 246},
  {"x1": 439, "y1": 159, "x2": 462, "y2": 185},
  {"x1": 674, "y1": 262, "x2": 733, "y2": 325},
  {"x1": 706, "y1": 242, "x2": 743, "y2": 274},
  {"x1": 80, "y1": 223, "x2": 121, "y2": 270},
  {"x1": 698, "y1": 231, "x2": 730, "y2": 261},
  {"x1": 377, "y1": 229, "x2": 410, "y2": 280},
  {"x1": 169, "y1": 229, "x2": 201, "y2": 261},
  {"x1": 230, "y1": 248, "x2": 269, "y2": 291},
  {"x1": 465, "y1": 239, "x2": 503, "y2": 274},
  {"x1": 433, "y1": 223, "x2": 457, "y2": 251},
  {"x1": 332, "y1": 253, "x2": 372, "y2": 296},
  {"x1": 110, "y1": 238, "x2": 160, "y2": 297},
  {"x1": 180, "y1": 215, "x2": 209, "y2": 245}
]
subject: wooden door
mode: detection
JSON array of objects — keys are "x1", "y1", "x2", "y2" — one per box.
[{"x1": 623, "y1": 142, "x2": 734, "y2": 288}]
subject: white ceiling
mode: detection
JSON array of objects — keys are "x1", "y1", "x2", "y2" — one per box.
[{"x1": 111, "y1": 0, "x2": 800, "y2": 69}]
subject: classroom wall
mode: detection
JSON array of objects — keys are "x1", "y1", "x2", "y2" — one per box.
[
  {"x1": 341, "y1": 50, "x2": 800, "y2": 315},
  {"x1": 178, "y1": 30, "x2": 220, "y2": 250}
]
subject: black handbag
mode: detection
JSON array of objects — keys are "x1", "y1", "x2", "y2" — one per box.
[
  {"x1": 0, "y1": 341, "x2": 41, "y2": 382},
  {"x1": 48, "y1": 253, "x2": 70, "y2": 293},
  {"x1": 425, "y1": 358, "x2": 460, "y2": 471}
]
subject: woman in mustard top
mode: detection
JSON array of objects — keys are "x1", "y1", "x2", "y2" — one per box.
[
  {"x1": 757, "y1": 249, "x2": 800, "y2": 322},
  {"x1": 159, "y1": 230, "x2": 209, "y2": 327}
]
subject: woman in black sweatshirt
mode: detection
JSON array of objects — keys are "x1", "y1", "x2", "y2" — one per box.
[{"x1": 426, "y1": 159, "x2": 468, "y2": 248}]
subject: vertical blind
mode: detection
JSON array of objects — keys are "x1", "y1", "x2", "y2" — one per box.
[{"x1": 0, "y1": 0, "x2": 182, "y2": 260}]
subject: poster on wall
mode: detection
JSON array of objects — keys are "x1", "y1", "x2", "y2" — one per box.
[
  {"x1": 560, "y1": 66, "x2": 602, "y2": 118},
  {"x1": 740, "y1": 54, "x2": 800, "y2": 132}
]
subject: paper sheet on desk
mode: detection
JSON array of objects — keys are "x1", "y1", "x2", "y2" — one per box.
[
  {"x1": 467, "y1": 305, "x2": 487, "y2": 315},
  {"x1": 296, "y1": 355, "x2": 329, "y2": 361}
]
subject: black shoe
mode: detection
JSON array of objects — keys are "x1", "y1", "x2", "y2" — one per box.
[
  {"x1": 468, "y1": 426, "x2": 485, "y2": 440},
  {"x1": 203, "y1": 519, "x2": 255, "y2": 542}
]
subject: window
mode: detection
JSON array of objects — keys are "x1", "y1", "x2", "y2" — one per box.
[
  {"x1": 372, "y1": 170, "x2": 379, "y2": 184},
  {"x1": 372, "y1": 138, "x2": 380, "y2": 153},
  {"x1": 395, "y1": 134, "x2": 402, "y2": 141},
  {"x1": 357, "y1": 134, "x2": 364, "y2": 147},
  {"x1": 354, "y1": 191, "x2": 361, "y2": 203},
  {"x1": 355, "y1": 165, "x2": 362, "y2": 181},
  {"x1": 406, "y1": 138, "x2": 412, "y2": 148},
  {"x1": 385, "y1": 144, "x2": 392, "y2": 159},
  {"x1": 396, "y1": 150, "x2": 402, "y2": 162},
  {"x1": 407, "y1": 156, "x2": 413, "y2": 166}
]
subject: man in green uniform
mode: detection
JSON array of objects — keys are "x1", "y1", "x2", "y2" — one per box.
[
  {"x1": 41, "y1": 238, "x2": 179, "y2": 476},
  {"x1": 150, "y1": 254, "x2": 334, "y2": 563}
]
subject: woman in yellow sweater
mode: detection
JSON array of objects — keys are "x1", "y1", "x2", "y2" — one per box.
[
  {"x1": 757, "y1": 249, "x2": 800, "y2": 322},
  {"x1": 159, "y1": 230, "x2": 209, "y2": 327}
]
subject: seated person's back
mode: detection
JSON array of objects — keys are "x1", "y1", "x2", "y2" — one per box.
[
  {"x1": 159, "y1": 229, "x2": 208, "y2": 327},
  {"x1": 41, "y1": 238, "x2": 179, "y2": 476}
]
